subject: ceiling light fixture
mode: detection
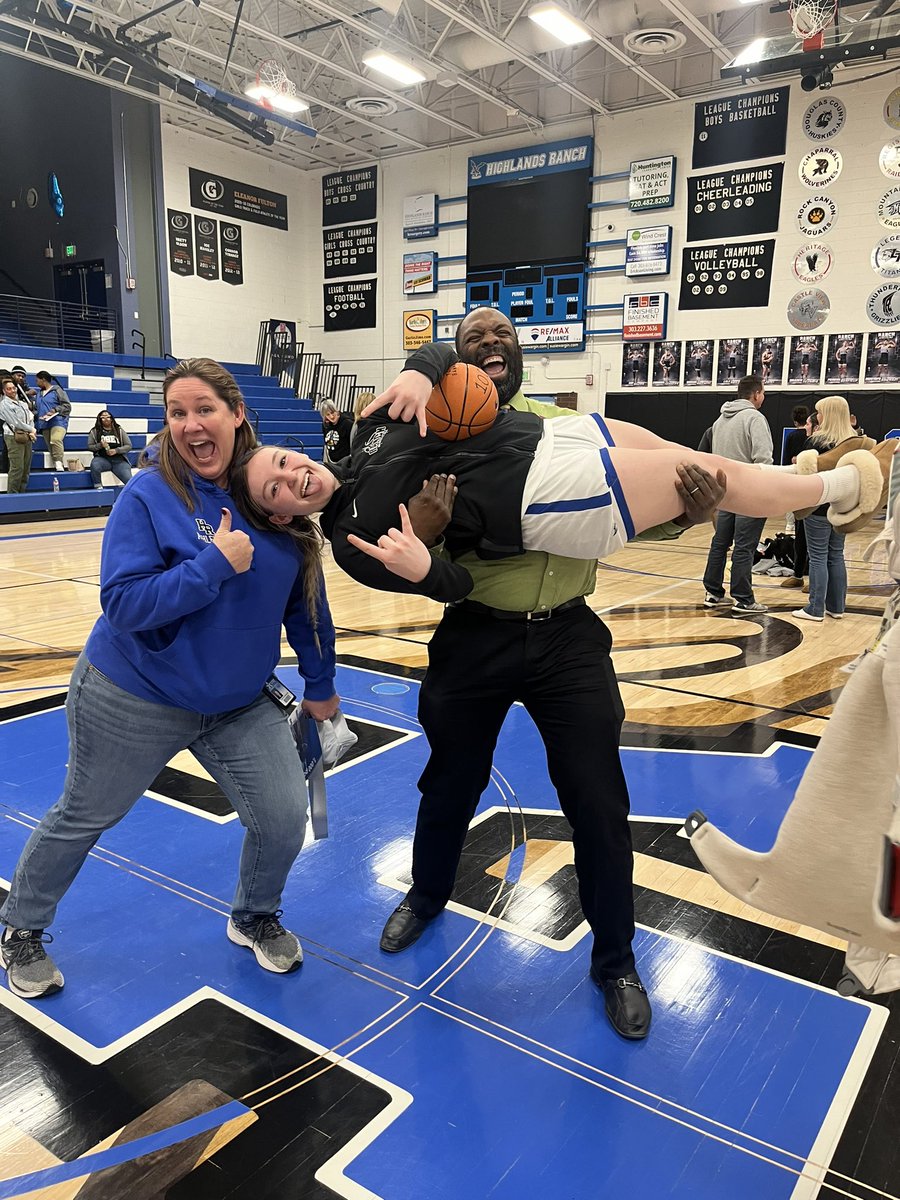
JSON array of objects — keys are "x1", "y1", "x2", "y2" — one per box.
[
  {"x1": 362, "y1": 51, "x2": 426, "y2": 86},
  {"x1": 527, "y1": 3, "x2": 592, "y2": 46}
]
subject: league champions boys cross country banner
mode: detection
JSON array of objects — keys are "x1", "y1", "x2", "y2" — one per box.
[
  {"x1": 322, "y1": 167, "x2": 377, "y2": 227},
  {"x1": 692, "y1": 87, "x2": 790, "y2": 169},
  {"x1": 190, "y1": 168, "x2": 288, "y2": 230}
]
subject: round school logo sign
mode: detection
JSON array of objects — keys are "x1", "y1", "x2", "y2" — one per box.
[
  {"x1": 201, "y1": 177, "x2": 225, "y2": 203},
  {"x1": 802, "y1": 96, "x2": 846, "y2": 142},
  {"x1": 221, "y1": 225, "x2": 240, "y2": 242},
  {"x1": 877, "y1": 187, "x2": 900, "y2": 228},
  {"x1": 867, "y1": 283, "x2": 900, "y2": 326},
  {"x1": 880, "y1": 139, "x2": 900, "y2": 179},
  {"x1": 798, "y1": 147, "x2": 842, "y2": 188},
  {"x1": 170, "y1": 212, "x2": 189, "y2": 231},
  {"x1": 872, "y1": 235, "x2": 900, "y2": 277},
  {"x1": 885, "y1": 87, "x2": 900, "y2": 130},
  {"x1": 791, "y1": 243, "x2": 833, "y2": 283},
  {"x1": 197, "y1": 219, "x2": 216, "y2": 237},
  {"x1": 788, "y1": 288, "x2": 830, "y2": 330},
  {"x1": 797, "y1": 195, "x2": 837, "y2": 236}
]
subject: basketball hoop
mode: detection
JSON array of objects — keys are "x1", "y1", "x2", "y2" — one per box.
[
  {"x1": 789, "y1": 0, "x2": 837, "y2": 50},
  {"x1": 244, "y1": 59, "x2": 309, "y2": 115}
]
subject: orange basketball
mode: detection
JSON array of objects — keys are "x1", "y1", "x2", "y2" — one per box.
[{"x1": 425, "y1": 363, "x2": 499, "y2": 442}]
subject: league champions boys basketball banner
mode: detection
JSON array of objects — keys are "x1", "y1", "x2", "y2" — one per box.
[
  {"x1": 190, "y1": 168, "x2": 288, "y2": 230},
  {"x1": 692, "y1": 87, "x2": 790, "y2": 169}
]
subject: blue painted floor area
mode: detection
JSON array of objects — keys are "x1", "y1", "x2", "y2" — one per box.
[{"x1": 0, "y1": 664, "x2": 882, "y2": 1198}]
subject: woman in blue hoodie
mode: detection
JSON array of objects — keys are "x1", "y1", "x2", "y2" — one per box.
[
  {"x1": 0, "y1": 358, "x2": 339, "y2": 1000},
  {"x1": 34, "y1": 370, "x2": 70, "y2": 472}
]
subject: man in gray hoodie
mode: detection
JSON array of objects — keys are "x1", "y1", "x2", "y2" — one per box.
[{"x1": 702, "y1": 374, "x2": 773, "y2": 613}]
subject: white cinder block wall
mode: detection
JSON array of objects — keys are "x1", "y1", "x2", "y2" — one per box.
[{"x1": 161, "y1": 71, "x2": 896, "y2": 404}]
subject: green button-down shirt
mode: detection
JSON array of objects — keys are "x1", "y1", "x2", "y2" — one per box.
[{"x1": 446, "y1": 393, "x2": 684, "y2": 613}]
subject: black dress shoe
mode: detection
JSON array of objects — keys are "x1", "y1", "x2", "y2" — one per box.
[
  {"x1": 592, "y1": 969, "x2": 652, "y2": 1040},
  {"x1": 379, "y1": 900, "x2": 432, "y2": 953}
]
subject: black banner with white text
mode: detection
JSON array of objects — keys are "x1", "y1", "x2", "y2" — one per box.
[
  {"x1": 323, "y1": 221, "x2": 377, "y2": 279},
  {"x1": 167, "y1": 209, "x2": 194, "y2": 276},
  {"x1": 687, "y1": 164, "x2": 783, "y2": 241},
  {"x1": 324, "y1": 279, "x2": 377, "y2": 331},
  {"x1": 693, "y1": 87, "x2": 790, "y2": 169},
  {"x1": 194, "y1": 216, "x2": 219, "y2": 281},
  {"x1": 190, "y1": 168, "x2": 288, "y2": 230},
  {"x1": 679, "y1": 239, "x2": 775, "y2": 309},
  {"x1": 322, "y1": 167, "x2": 377, "y2": 227},
  {"x1": 220, "y1": 222, "x2": 244, "y2": 286}
]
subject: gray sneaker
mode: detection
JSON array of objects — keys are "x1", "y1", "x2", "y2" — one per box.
[
  {"x1": 733, "y1": 600, "x2": 768, "y2": 614},
  {"x1": 1, "y1": 928, "x2": 64, "y2": 998},
  {"x1": 227, "y1": 912, "x2": 303, "y2": 973},
  {"x1": 703, "y1": 594, "x2": 732, "y2": 608}
]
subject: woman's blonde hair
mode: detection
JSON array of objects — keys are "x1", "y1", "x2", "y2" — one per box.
[
  {"x1": 229, "y1": 446, "x2": 327, "y2": 638},
  {"x1": 811, "y1": 395, "x2": 855, "y2": 448},
  {"x1": 353, "y1": 390, "x2": 377, "y2": 422},
  {"x1": 140, "y1": 357, "x2": 257, "y2": 511}
]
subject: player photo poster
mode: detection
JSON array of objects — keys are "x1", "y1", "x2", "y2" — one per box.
[
  {"x1": 825, "y1": 333, "x2": 863, "y2": 385},
  {"x1": 752, "y1": 337, "x2": 785, "y2": 386},
  {"x1": 652, "y1": 341, "x2": 682, "y2": 387},
  {"x1": 716, "y1": 338, "x2": 749, "y2": 386},
  {"x1": 787, "y1": 335, "x2": 824, "y2": 385},
  {"x1": 621, "y1": 342, "x2": 650, "y2": 387},
  {"x1": 865, "y1": 330, "x2": 900, "y2": 383},
  {"x1": 685, "y1": 339, "x2": 714, "y2": 386}
]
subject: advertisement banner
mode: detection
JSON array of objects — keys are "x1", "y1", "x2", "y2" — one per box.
[
  {"x1": 194, "y1": 215, "x2": 219, "y2": 281},
  {"x1": 403, "y1": 251, "x2": 437, "y2": 295},
  {"x1": 514, "y1": 323, "x2": 585, "y2": 351},
  {"x1": 686, "y1": 164, "x2": 783, "y2": 241},
  {"x1": 693, "y1": 86, "x2": 790, "y2": 169},
  {"x1": 322, "y1": 166, "x2": 377, "y2": 227},
  {"x1": 622, "y1": 292, "x2": 668, "y2": 341},
  {"x1": 624, "y1": 226, "x2": 672, "y2": 277},
  {"x1": 323, "y1": 221, "x2": 377, "y2": 279},
  {"x1": 628, "y1": 156, "x2": 676, "y2": 212},
  {"x1": 403, "y1": 310, "x2": 436, "y2": 352},
  {"x1": 220, "y1": 222, "x2": 243, "y2": 286},
  {"x1": 167, "y1": 209, "x2": 194, "y2": 276},
  {"x1": 190, "y1": 168, "x2": 288, "y2": 230},
  {"x1": 324, "y1": 279, "x2": 377, "y2": 331},
  {"x1": 403, "y1": 194, "x2": 438, "y2": 240},
  {"x1": 679, "y1": 239, "x2": 775, "y2": 309}
]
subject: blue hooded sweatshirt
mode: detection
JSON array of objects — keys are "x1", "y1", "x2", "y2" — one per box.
[{"x1": 85, "y1": 466, "x2": 335, "y2": 714}]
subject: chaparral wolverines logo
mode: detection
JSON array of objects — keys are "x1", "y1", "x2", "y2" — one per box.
[{"x1": 798, "y1": 148, "x2": 842, "y2": 188}]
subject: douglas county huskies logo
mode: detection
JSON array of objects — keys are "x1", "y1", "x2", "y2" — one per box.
[
  {"x1": 362, "y1": 426, "x2": 388, "y2": 455},
  {"x1": 878, "y1": 186, "x2": 900, "y2": 228},
  {"x1": 788, "y1": 288, "x2": 830, "y2": 330},
  {"x1": 798, "y1": 147, "x2": 842, "y2": 188},
  {"x1": 792, "y1": 243, "x2": 833, "y2": 283},
  {"x1": 872, "y1": 234, "x2": 900, "y2": 277},
  {"x1": 802, "y1": 96, "x2": 846, "y2": 142},
  {"x1": 797, "y1": 194, "x2": 837, "y2": 236},
  {"x1": 867, "y1": 283, "x2": 900, "y2": 326}
]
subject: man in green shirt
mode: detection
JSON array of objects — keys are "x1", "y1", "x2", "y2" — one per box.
[{"x1": 380, "y1": 308, "x2": 724, "y2": 1041}]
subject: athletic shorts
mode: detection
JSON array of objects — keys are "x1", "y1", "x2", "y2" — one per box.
[{"x1": 519, "y1": 413, "x2": 634, "y2": 560}]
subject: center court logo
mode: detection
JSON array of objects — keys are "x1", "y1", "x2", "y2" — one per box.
[{"x1": 201, "y1": 177, "x2": 225, "y2": 203}]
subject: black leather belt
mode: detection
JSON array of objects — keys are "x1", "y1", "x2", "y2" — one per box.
[{"x1": 453, "y1": 595, "x2": 586, "y2": 622}]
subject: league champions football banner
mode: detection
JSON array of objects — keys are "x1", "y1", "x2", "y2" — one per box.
[
  {"x1": 322, "y1": 166, "x2": 377, "y2": 227},
  {"x1": 167, "y1": 209, "x2": 194, "y2": 276},
  {"x1": 190, "y1": 168, "x2": 288, "y2": 230},
  {"x1": 194, "y1": 215, "x2": 219, "y2": 281},
  {"x1": 679, "y1": 239, "x2": 775, "y2": 310},
  {"x1": 687, "y1": 164, "x2": 784, "y2": 240},
  {"x1": 692, "y1": 86, "x2": 790, "y2": 169},
  {"x1": 323, "y1": 221, "x2": 377, "y2": 279},
  {"x1": 324, "y1": 279, "x2": 377, "y2": 332}
]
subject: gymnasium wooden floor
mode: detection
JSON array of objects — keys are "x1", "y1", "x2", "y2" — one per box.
[{"x1": 1, "y1": 510, "x2": 898, "y2": 1200}]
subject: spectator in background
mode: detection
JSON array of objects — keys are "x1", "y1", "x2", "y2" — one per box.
[
  {"x1": 701, "y1": 375, "x2": 772, "y2": 614},
  {"x1": 782, "y1": 409, "x2": 813, "y2": 590},
  {"x1": 10, "y1": 366, "x2": 36, "y2": 412},
  {"x1": 782, "y1": 405, "x2": 809, "y2": 537},
  {"x1": 850, "y1": 413, "x2": 865, "y2": 437},
  {"x1": 35, "y1": 371, "x2": 71, "y2": 473},
  {"x1": 320, "y1": 400, "x2": 353, "y2": 463},
  {"x1": 88, "y1": 410, "x2": 133, "y2": 489},
  {"x1": 0, "y1": 369, "x2": 10, "y2": 475},
  {"x1": 350, "y1": 391, "x2": 377, "y2": 448},
  {"x1": 0, "y1": 376, "x2": 36, "y2": 493}
]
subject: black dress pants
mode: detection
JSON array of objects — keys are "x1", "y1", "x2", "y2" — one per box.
[{"x1": 411, "y1": 603, "x2": 636, "y2": 980}]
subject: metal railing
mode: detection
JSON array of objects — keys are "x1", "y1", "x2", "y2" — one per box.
[{"x1": 0, "y1": 291, "x2": 119, "y2": 353}]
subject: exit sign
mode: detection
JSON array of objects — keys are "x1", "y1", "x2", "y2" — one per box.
[{"x1": 64, "y1": 244, "x2": 77, "y2": 258}]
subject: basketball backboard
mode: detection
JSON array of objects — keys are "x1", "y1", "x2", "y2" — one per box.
[{"x1": 721, "y1": 12, "x2": 900, "y2": 80}]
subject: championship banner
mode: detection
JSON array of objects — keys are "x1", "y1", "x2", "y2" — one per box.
[
  {"x1": 628, "y1": 156, "x2": 676, "y2": 212},
  {"x1": 322, "y1": 166, "x2": 377, "y2": 227},
  {"x1": 323, "y1": 221, "x2": 377, "y2": 279},
  {"x1": 220, "y1": 223, "x2": 243, "y2": 286},
  {"x1": 693, "y1": 86, "x2": 790, "y2": 169},
  {"x1": 403, "y1": 310, "x2": 436, "y2": 352},
  {"x1": 324, "y1": 279, "x2": 377, "y2": 332},
  {"x1": 403, "y1": 251, "x2": 437, "y2": 295},
  {"x1": 190, "y1": 168, "x2": 288, "y2": 230},
  {"x1": 686, "y1": 164, "x2": 783, "y2": 241},
  {"x1": 652, "y1": 340, "x2": 681, "y2": 386},
  {"x1": 679, "y1": 239, "x2": 775, "y2": 310},
  {"x1": 167, "y1": 209, "x2": 193, "y2": 276},
  {"x1": 403, "y1": 194, "x2": 438, "y2": 240},
  {"x1": 194, "y1": 215, "x2": 219, "y2": 281}
]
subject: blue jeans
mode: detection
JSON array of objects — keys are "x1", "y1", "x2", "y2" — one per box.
[
  {"x1": 90, "y1": 455, "x2": 133, "y2": 487},
  {"x1": 702, "y1": 511, "x2": 766, "y2": 605},
  {"x1": 803, "y1": 514, "x2": 847, "y2": 617},
  {"x1": 0, "y1": 654, "x2": 308, "y2": 931}
]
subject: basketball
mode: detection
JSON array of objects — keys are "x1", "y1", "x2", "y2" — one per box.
[{"x1": 425, "y1": 363, "x2": 499, "y2": 441}]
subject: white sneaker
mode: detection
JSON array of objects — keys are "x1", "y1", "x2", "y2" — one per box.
[
  {"x1": 826, "y1": 611, "x2": 844, "y2": 620},
  {"x1": 703, "y1": 594, "x2": 732, "y2": 608},
  {"x1": 793, "y1": 609, "x2": 824, "y2": 622}
]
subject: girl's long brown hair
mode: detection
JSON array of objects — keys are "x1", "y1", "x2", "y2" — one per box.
[
  {"x1": 140, "y1": 357, "x2": 257, "y2": 512},
  {"x1": 229, "y1": 446, "x2": 326, "y2": 638}
]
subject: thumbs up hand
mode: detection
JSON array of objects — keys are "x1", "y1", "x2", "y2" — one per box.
[{"x1": 213, "y1": 508, "x2": 254, "y2": 573}]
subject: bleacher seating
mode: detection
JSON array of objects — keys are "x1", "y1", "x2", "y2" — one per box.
[{"x1": 0, "y1": 343, "x2": 324, "y2": 518}]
